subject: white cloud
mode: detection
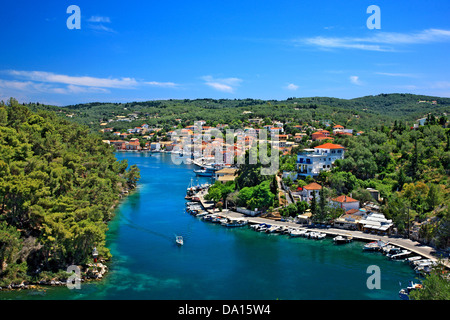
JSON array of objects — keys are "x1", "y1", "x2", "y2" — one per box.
[
  {"x1": 8, "y1": 70, "x2": 138, "y2": 89},
  {"x1": 285, "y1": 83, "x2": 299, "y2": 91},
  {"x1": 89, "y1": 24, "x2": 116, "y2": 33},
  {"x1": 1, "y1": 70, "x2": 179, "y2": 97},
  {"x1": 350, "y1": 76, "x2": 362, "y2": 85},
  {"x1": 202, "y1": 76, "x2": 242, "y2": 93},
  {"x1": 298, "y1": 28, "x2": 450, "y2": 52},
  {"x1": 432, "y1": 81, "x2": 450, "y2": 89},
  {"x1": 145, "y1": 81, "x2": 178, "y2": 88},
  {"x1": 0, "y1": 79, "x2": 110, "y2": 95},
  {"x1": 304, "y1": 36, "x2": 388, "y2": 52},
  {"x1": 375, "y1": 72, "x2": 418, "y2": 78},
  {"x1": 88, "y1": 16, "x2": 111, "y2": 23},
  {"x1": 87, "y1": 15, "x2": 116, "y2": 33}
]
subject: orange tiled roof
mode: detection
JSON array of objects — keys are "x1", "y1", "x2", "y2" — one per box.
[
  {"x1": 303, "y1": 182, "x2": 322, "y2": 190},
  {"x1": 314, "y1": 143, "x2": 344, "y2": 149},
  {"x1": 332, "y1": 195, "x2": 358, "y2": 203}
]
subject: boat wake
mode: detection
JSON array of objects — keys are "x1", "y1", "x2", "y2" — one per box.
[{"x1": 121, "y1": 216, "x2": 173, "y2": 242}]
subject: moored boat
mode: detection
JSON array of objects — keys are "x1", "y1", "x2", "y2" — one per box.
[
  {"x1": 315, "y1": 232, "x2": 326, "y2": 240},
  {"x1": 194, "y1": 169, "x2": 214, "y2": 177},
  {"x1": 223, "y1": 219, "x2": 248, "y2": 227},
  {"x1": 289, "y1": 229, "x2": 307, "y2": 237},
  {"x1": 333, "y1": 235, "x2": 353, "y2": 244},
  {"x1": 363, "y1": 240, "x2": 388, "y2": 251},
  {"x1": 388, "y1": 250, "x2": 412, "y2": 260},
  {"x1": 399, "y1": 281, "x2": 423, "y2": 300}
]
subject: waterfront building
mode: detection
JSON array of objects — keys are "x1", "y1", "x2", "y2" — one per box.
[
  {"x1": 296, "y1": 143, "x2": 345, "y2": 177},
  {"x1": 359, "y1": 212, "x2": 394, "y2": 235},
  {"x1": 333, "y1": 208, "x2": 366, "y2": 230},
  {"x1": 126, "y1": 139, "x2": 141, "y2": 151},
  {"x1": 331, "y1": 195, "x2": 360, "y2": 212}
]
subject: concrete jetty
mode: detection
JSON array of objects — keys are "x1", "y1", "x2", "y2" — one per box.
[{"x1": 195, "y1": 189, "x2": 449, "y2": 269}]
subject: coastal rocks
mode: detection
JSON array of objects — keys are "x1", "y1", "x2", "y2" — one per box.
[
  {"x1": 86, "y1": 262, "x2": 108, "y2": 280},
  {"x1": 0, "y1": 262, "x2": 109, "y2": 291}
]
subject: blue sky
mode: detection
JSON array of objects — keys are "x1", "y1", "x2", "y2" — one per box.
[{"x1": 1, "y1": 0, "x2": 450, "y2": 105}]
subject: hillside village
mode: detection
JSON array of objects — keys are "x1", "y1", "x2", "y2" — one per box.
[{"x1": 100, "y1": 114, "x2": 449, "y2": 246}]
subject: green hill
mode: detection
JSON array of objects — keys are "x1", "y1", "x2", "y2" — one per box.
[
  {"x1": 0, "y1": 98, "x2": 139, "y2": 287},
  {"x1": 26, "y1": 93, "x2": 450, "y2": 134}
]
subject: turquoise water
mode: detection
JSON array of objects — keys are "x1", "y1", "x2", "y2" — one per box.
[{"x1": 0, "y1": 152, "x2": 416, "y2": 300}]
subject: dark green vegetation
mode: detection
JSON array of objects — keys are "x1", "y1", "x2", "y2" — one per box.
[
  {"x1": 409, "y1": 262, "x2": 450, "y2": 300},
  {"x1": 0, "y1": 98, "x2": 139, "y2": 287},
  {"x1": 3, "y1": 93, "x2": 449, "y2": 289},
  {"x1": 284, "y1": 120, "x2": 450, "y2": 249},
  {"x1": 29, "y1": 93, "x2": 449, "y2": 249},
  {"x1": 28, "y1": 94, "x2": 450, "y2": 134}
]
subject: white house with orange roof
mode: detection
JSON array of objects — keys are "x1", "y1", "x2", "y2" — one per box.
[
  {"x1": 297, "y1": 143, "x2": 345, "y2": 177},
  {"x1": 332, "y1": 124, "x2": 344, "y2": 135},
  {"x1": 298, "y1": 182, "x2": 322, "y2": 203}
]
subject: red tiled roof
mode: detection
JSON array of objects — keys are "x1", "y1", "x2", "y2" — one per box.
[
  {"x1": 333, "y1": 125, "x2": 344, "y2": 128},
  {"x1": 314, "y1": 143, "x2": 345, "y2": 149},
  {"x1": 303, "y1": 182, "x2": 322, "y2": 190},
  {"x1": 332, "y1": 195, "x2": 358, "y2": 203},
  {"x1": 315, "y1": 136, "x2": 334, "y2": 140},
  {"x1": 336, "y1": 131, "x2": 353, "y2": 136}
]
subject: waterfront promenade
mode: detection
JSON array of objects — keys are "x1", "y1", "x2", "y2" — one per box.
[{"x1": 195, "y1": 190, "x2": 450, "y2": 269}]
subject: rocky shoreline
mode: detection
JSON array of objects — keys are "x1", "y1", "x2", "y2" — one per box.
[{"x1": 0, "y1": 262, "x2": 108, "y2": 292}]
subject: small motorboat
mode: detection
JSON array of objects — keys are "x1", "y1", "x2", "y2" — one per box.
[
  {"x1": 333, "y1": 235, "x2": 353, "y2": 244},
  {"x1": 176, "y1": 235, "x2": 184, "y2": 246},
  {"x1": 399, "y1": 281, "x2": 423, "y2": 300}
]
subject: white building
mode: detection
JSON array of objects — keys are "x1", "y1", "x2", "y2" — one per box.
[
  {"x1": 359, "y1": 212, "x2": 394, "y2": 235},
  {"x1": 331, "y1": 195, "x2": 360, "y2": 212},
  {"x1": 299, "y1": 182, "x2": 322, "y2": 203},
  {"x1": 297, "y1": 143, "x2": 345, "y2": 177}
]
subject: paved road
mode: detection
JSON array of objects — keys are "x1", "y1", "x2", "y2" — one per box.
[{"x1": 276, "y1": 175, "x2": 293, "y2": 205}]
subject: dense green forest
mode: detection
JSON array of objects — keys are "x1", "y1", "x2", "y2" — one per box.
[
  {"x1": 277, "y1": 119, "x2": 450, "y2": 249},
  {"x1": 0, "y1": 98, "x2": 139, "y2": 286},
  {"x1": 2, "y1": 93, "x2": 449, "y2": 286},
  {"x1": 27, "y1": 94, "x2": 450, "y2": 134}
]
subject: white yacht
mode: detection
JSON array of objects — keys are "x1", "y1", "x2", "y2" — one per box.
[
  {"x1": 333, "y1": 235, "x2": 353, "y2": 244},
  {"x1": 176, "y1": 235, "x2": 184, "y2": 246}
]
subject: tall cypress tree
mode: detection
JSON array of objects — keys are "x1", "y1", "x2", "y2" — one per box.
[{"x1": 310, "y1": 190, "x2": 317, "y2": 220}]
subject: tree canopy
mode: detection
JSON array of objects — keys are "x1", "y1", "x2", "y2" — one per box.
[{"x1": 0, "y1": 99, "x2": 139, "y2": 286}]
